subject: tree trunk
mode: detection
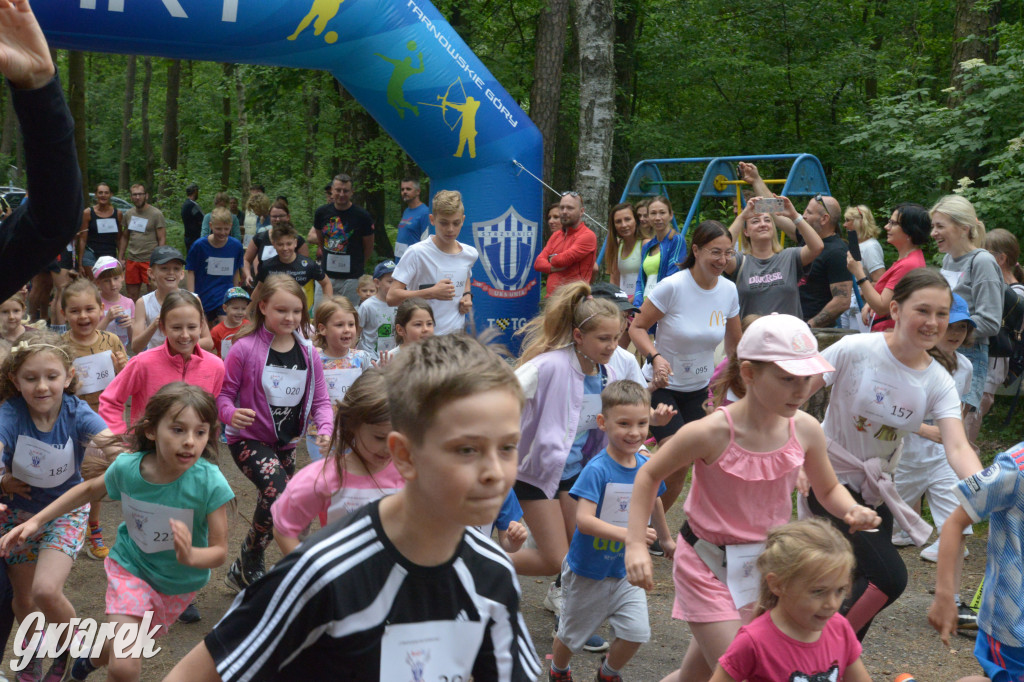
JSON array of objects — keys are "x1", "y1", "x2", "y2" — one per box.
[
  {"x1": 67, "y1": 50, "x2": 88, "y2": 194},
  {"x1": 1, "y1": 93, "x2": 16, "y2": 165},
  {"x1": 609, "y1": 0, "x2": 642, "y2": 203},
  {"x1": 118, "y1": 56, "x2": 136, "y2": 193},
  {"x1": 949, "y1": 0, "x2": 1000, "y2": 102},
  {"x1": 220, "y1": 63, "x2": 233, "y2": 191},
  {"x1": 303, "y1": 77, "x2": 320, "y2": 196},
  {"x1": 529, "y1": 0, "x2": 570, "y2": 186},
  {"x1": 235, "y1": 66, "x2": 251, "y2": 196},
  {"x1": 551, "y1": 14, "x2": 578, "y2": 199},
  {"x1": 160, "y1": 58, "x2": 182, "y2": 196},
  {"x1": 574, "y1": 0, "x2": 615, "y2": 241},
  {"x1": 141, "y1": 57, "x2": 153, "y2": 190}
]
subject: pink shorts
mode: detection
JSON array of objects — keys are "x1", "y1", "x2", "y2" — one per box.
[
  {"x1": 104, "y1": 558, "x2": 196, "y2": 637},
  {"x1": 0, "y1": 505, "x2": 88, "y2": 564},
  {"x1": 671, "y1": 537, "x2": 754, "y2": 624}
]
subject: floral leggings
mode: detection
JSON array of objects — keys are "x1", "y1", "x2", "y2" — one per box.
[{"x1": 228, "y1": 439, "x2": 296, "y2": 554}]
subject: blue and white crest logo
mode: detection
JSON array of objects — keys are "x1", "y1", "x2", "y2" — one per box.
[
  {"x1": 30, "y1": 453, "x2": 42, "y2": 468},
  {"x1": 472, "y1": 206, "x2": 538, "y2": 299},
  {"x1": 133, "y1": 513, "x2": 147, "y2": 532},
  {"x1": 271, "y1": 374, "x2": 282, "y2": 389}
]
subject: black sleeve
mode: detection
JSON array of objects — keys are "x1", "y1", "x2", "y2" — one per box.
[
  {"x1": 0, "y1": 77, "x2": 83, "y2": 300},
  {"x1": 824, "y1": 243, "x2": 851, "y2": 286}
]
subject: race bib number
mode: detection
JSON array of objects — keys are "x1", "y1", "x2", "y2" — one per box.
[
  {"x1": 261, "y1": 245, "x2": 278, "y2": 261},
  {"x1": 597, "y1": 482, "x2": 634, "y2": 528},
  {"x1": 96, "y1": 218, "x2": 118, "y2": 234},
  {"x1": 377, "y1": 335, "x2": 396, "y2": 353},
  {"x1": 127, "y1": 216, "x2": 148, "y2": 233},
  {"x1": 121, "y1": 494, "x2": 194, "y2": 554},
  {"x1": 73, "y1": 350, "x2": 115, "y2": 395},
  {"x1": 620, "y1": 272, "x2": 638, "y2": 299},
  {"x1": 262, "y1": 365, "x2": 306, "y2": 407},
  {"x1": 726, "y1": 542, "x2": 765, "y2": 608},
  {"x1": 577, "y1": 393, "x2": 602, "y2": 434},
  {"x1": 394, "y1": 242, "x2": 409, "y2": 258},
  {"x1": 11, "y1": 436, "x2": 75, "y2": 489},
  {"x1": 380, "y1": 620, "x2": 485, "y2": 682},
  {"x1": 206, "y1": 257, "x2": 234, "y2": 277},
  {"x1": 326, "y1": 253, "x2": 351, "y2": 274},
  {"x1": 323, "y1": 368, "x2": 361, "y2": 402},
  {"x1": 673, "y1": 353, "x2": 713, "y2": 381},
  {"x1": 940, "y1": 268, "x2": 964, "y2": 291},
  {"x1": 327, "y1": 487, "x2": 400, "y2": 524},
  {"x1": 853, "y1": 369, "x2": 925, "y2": 441}
]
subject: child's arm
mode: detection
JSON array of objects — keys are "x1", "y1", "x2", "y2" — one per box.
[
  {"x1": 798, "y1": 415, "x2": 881, "y2": 531},
  {"x1": 0, "y1": 475, "x2": 107, "y2": 554},
  {"x1": 708, "y1": 665, "x2": 738, "y2": 682},
  {"x1": 936, "y1": 417, "x2": 983, "y2": 479},
  {"x1": 164, "y1": 643, "x2": 222, "y2": 682},
  {"x1": 651, "y1": 498, "x2": 675, "y2": 559},
  {"x1": 185, "y1": 270, "x2": 196, "y2": 294},
  {"x1": 98, "y1": 364, "x2": 135, "y2": 432},
  {"x1": 274, "y1": 528, "x2": 301, "y2": 556},
  {"x1": 131, "y1": 306, "x2": 159, "y2": 353},
  {"x1": 927, "y1": 505, "x2": 975, "y2": 646},
  {"x1": 497, "y1": 520, "x2": 527, "y2": 554},
  {"x1": 170, "y1": 503, "x2": 228, "y2": 570},
  {"x1": 843, "y1": 658, "x2": 873, "y2": 682}
]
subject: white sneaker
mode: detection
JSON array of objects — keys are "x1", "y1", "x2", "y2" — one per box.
[
  {"x1": 891, "y1": 529, "x2": 914, "y2": 546},
  {"x1": 543, "y1": 582, "x2": 562, "y2": 615},
  {"x1": 920, "y1": 540, "x2": 969, "y2": 563}
]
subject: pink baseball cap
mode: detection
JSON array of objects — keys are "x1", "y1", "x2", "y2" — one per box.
[
  {"x1": 91, "y1": 256, "x2": 121, "y2": 277},
  {"x1": 736, "y1": 313, "x2": 834, "y2": 376}
]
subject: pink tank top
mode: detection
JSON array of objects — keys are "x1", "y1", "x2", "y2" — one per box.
[{"x1": 683, "y1": 407, "x2": 804, "y2": 546}]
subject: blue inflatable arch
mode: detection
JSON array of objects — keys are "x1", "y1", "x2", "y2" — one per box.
[{"x1": 37, "y1": 0, "x2": 543, "y2": 345}]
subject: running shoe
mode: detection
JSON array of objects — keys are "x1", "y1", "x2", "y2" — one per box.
[
  {"x1": 582, "y1": 634, "x2": 609, "y2": 653},
  {"x1": 957, "y1": 603, "x2": 979, "y2": 631},
  {"x1": 13, "y1": 658, "x2": 42, "y2": 682},
  {"x1": 40, "y1": 652, "x2": 68, "y2": 682},
  {"x1": 85, "y1": 523, "x2": 108, "y2": 560},
  {"x1": 549, "y1": 667, "x2": 574, "y2": 682},
  {"x1": 543, "y1": 582, "x2": 562, "y2": 615},
  {"x1": 920, "y1": 541, "x2": 969, "y2": 563},
  {"x1": 177, "y1": 601, "x2": 201, "y2": 623},
  {"x1": 594, "y1": 656, "x2": 622, "y2": 682},
  {"x1": 891, "y1": 529, "x2": 913, "y2": 547},
  {"x1": 68, "y1": 655, "x2": 97, "y2": 681}
]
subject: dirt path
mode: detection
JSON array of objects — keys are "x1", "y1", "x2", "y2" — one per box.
[{"x1": 5, "y1": 442, "x2": 990, "y2": 680}]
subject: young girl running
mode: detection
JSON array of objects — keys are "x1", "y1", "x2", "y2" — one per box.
[
  {"x1": 805, "y1": 268, "x2": 983, "y2": 640},
  {"x1": 379, "y1": 297, "x2": 435, "y2": 364},
  {"x1": 710, "y1": 519, "x2": 871, "y2": 682},
  {"x1": 273, "y1": 370, "x2": 402, "y2": 553},
  {"x1": 0, "y1": 383, "x2": 234, "y2": 682},
  {"x1": 217, "y1": 274, "x2": 332, "y2": 591},
  {"x1": 625, "y1": 314, "x2": 879, "y2": 682},
  {"x1": 0, "y1": 291, "x2": 29, "y2": 343},
  {"x1": 91, "y1": 256, "x2": 135, "y2": 351},
  {"x1": 61, "y1": 279, "x2": 129, "y2": 561},
  {"x1": 0, "y1": 333, "x2": 117, "y2": 682},
  {"x1": 305, "y1": 296, "x2": 375, "y2": 461},
  {"x1": 100, "y1": 291, "x2": 225, "y2": 434}
]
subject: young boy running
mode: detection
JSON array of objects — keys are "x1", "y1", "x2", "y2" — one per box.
[
  {"x1": 358, "y1": 259, "x2": 398, "y2": 355},
  {"x1": 387, "y1": 189, "x2": 477, "y2": 335},
  {"x1": 252, "y1": 222, "x2": 332, "y2": 301},
  {"x1": 165, "y1": 333, "x2": 541, "y2": 682},
  {"x1": 186, "y1": 207, "x2": 244, "y2": 327},
  {"x1": 210, "y1": 287, "x2": 249, "y2": 359},
  {"x1": 550, "y1": 380, "x2": 674, "y2": 682}
]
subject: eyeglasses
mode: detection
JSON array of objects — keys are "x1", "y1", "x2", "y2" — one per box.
[
  {"x1": 130, "y1": 192, "x2": 146, "y2": 197},
  {"x1": 701, "y1": 247, "x2": 736, "y2": 259},
  {"x1": 561, "y1": 191, "x2": 580, "y2": 198}
]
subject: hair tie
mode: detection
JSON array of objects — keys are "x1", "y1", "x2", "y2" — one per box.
[
  {"x1": 586, "y1": 294, "x2": 593, "y2": 300},
  {"x1": 11, "y1": 341, "x2": 71, "y2": 363}
]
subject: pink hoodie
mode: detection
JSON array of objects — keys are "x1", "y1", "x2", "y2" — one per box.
[{"x1": 98, "y1": 340, "x2": 225, "y2": 433}]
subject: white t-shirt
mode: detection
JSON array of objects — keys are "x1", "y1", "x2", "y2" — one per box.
[
  {"x1": 357, "y1": 295, "x2": 397, "y2": 354},
  {"x1": 821, "y1": 333, "x2": 961, "y2": 489},
  {"x1": 900, "y1": 351, "x2": 972, "y2": 466},
  {"x1": 646, "y1": 269, "x2": 739, "y2": 392},
  {"x1": 392, "y1": 238, "x2": 478, "y2": 335},
  {"x1": 140, "y1": 291, "x2": 165, "y2": 350},
  {"x1": 609, "y1": 346, "x2": 646, "y2": 387}
]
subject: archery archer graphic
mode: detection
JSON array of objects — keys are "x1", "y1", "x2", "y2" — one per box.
[
  {"x1": 375, "y1": 42, "x2": 424, "y2": 119},
  {"x1": 418, "y1": 78, "x2": 480, "y2": 159}
]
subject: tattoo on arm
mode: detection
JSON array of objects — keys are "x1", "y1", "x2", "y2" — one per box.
[{"x1": 809, "y1": 282, "x2": 853, "y2": 328}]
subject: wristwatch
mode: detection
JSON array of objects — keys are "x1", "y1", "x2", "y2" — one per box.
[
  {"x1": 856, "y1": 276, "x2": 870, "y2": 286},
  {"x1": 646, "y1": 353, "x2": 661, "y2": 364}
]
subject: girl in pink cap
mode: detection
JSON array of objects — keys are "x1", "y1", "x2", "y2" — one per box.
[{"x1": 624, "y1": 313, "x2": 879, "y2": 682}]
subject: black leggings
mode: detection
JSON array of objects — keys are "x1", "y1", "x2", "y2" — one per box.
[
  {"x1": 228, "y1": 439, "x2": 296, "y2": 555},
  {"x1": 808, "y1": 486, "x2": 907, "y2": 640},
  {"x1": 649, "y1": 386, "x2": 708, "y2": 442}
]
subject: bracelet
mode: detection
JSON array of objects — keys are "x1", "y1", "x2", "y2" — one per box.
[
  {"x1": 856, "y1": 276, "x2": 870, "y2": 286},
  {"x1": 793, "y1": 215, "x2": 805, "y2": 224},
  {"x1": 461, "y1": 291, "x2": 472, "y2": 299}
]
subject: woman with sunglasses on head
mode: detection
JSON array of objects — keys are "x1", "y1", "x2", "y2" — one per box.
[
  {"x1": 629, "y1": 220, "x2": 741, "y2": 512},
  {"x1": 847, "y1": 203, "x2": 931, "y2": 332}
]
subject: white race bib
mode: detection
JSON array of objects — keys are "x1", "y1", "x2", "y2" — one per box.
[
  {"x1": 619, "y1": 272, "x2": 639, "y2": 299},
  {"x1": 96, "y1": 218, "x2": 118, "y2": 234},
  {"x1": 127, "y1": 216, "x2": 148, "y2": 233},
  {"x1": 474, "y1": 522, "x2": 495, "y2": 538},
  {"x1": 323, "y1": 368, "x2": 361, "y2": 402},
  {"x1": 853, "y1": 368, "x2": 925, "y2": 440},
  {"x1": 394, "y1": 242, "x2": 409, "y2": 258},
  {"x1": 327, "y1": 487, "x2": 400, "y2": 524},
  {"x1": 379, "y1": 620, "x2": 485, "y2": 682},
  {"x1": 73, "y1": 350, "x2": 115, "y2": 394},
  {"x1": 577, "y1": 393, "x2": 602, "y2": 434},
  {"x1": 262, "y1": 365, "x2": 306, "y2": 407},
  {"x1": 940, "y1": 268, "x2": 964, "y2": 291},
  {"x1": 261, "y1": 244, "x2": 278, "y2": 261},
  {"x1": 326, "y1": 253, "x2": 351, "y2": 274},
  {"x1": 377, "y1": 336, "x2": 396, "y2": 353},
  {"x1": 726, "y1": 542, "x2": 765, "y2": 609},
  {"x1": 597, "y1": 482, "x2": 634, "y2": 528},
  {"x1": 121, "y1": 494, "x2": 194, "y2": 554},
  {"x1": 220, "y1": 338, "x2": 233, "y2": 358},
  {"x1": 206, "y1": 257, "x2": 234, "y2": 277},
  {"x1": 673, "y1": 353, "x2": 713, "y2": 381},
  {"x1": 11, "y1": 436, "x2": 75, "y2": 489},
  {"x1": 644, "y1": 273, "x2": 659, "y2": 295}
]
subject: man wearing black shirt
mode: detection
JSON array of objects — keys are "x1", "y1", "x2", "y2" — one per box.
[
  {"x1": 312, "y1": 173, "x2": 374, "y2": 308},
  {"x1": 182, "y1": 183, "x2": 204, "y2": 255},
  {"x1": 798, "y1": 194, "x2": 853, "y2": 328}
]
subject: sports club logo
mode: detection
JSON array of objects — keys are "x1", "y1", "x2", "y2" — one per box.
[{"x1": 472, "y1": 206, "x2": 538, "y2": 299}]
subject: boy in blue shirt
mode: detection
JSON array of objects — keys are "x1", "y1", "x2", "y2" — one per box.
[
  {"x1": 929, "y1": 441, "x2": 1024, "y2": 681},
  {"x1": 550, "y1": 380, "x2": 675, "y2": 682},
  {"x1": 185, "y1": 206, "x2": 243, "y2": 326}
]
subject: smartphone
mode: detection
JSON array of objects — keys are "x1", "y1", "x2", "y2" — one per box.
[{"x1": 756, "y1": 197, "x2": 784, "y2": 213}]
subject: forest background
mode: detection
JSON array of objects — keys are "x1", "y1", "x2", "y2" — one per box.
[{"x1": 1, "y1": 0, "x2": 1023, "y2": 256}]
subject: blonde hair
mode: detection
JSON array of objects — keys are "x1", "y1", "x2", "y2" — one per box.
[
  {"x1": 755, "y1": 518, "x2": 855, "y2": 617},
  {"x1": 738, "y1": 211, "x2": 782, "y2": 255},
  {"x1": 930, "y1": 195, "x2": 985, "y2": 247},
  {"x1": 235, "y1": 274, "x2": 311, "y2": 340},
  {"x1": 432, "y1": 189, "x2": 464, "y2": 216},
  {"x1": 516, "y1": 281, "x2": 621, "y2": 366},
  {"x1": 0, "y1": 331, "x2": 80, "y2": 401},
  {"x1": 385, "y1": 333, "x2": 523, "y2": 444},
  {"x1": 246, "y1": 192, "x2": 271, "y2": 218},
  {"x1": 845, "y1": 205, "x2": 879, "y2": 241},
  {"x1": 312, "y1": 296, "x2": 359, "y2": 349},
  {"x1": 209, "y1": 206, "x2": 233, "y2": 226},
  {"x1": 357, "y1": 274, "x2": 375, "y2": 289}
]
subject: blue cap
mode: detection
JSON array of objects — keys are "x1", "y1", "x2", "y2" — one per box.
[
  {"x1": 950, "y1": 293, "x2": 975, "y2": 327},
  {"x1": 223, "y1": 286, "x2": 251, "y2": 305},
  {"x1": 373, "y1": 260, "x2": 396, "y2": 279}
]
